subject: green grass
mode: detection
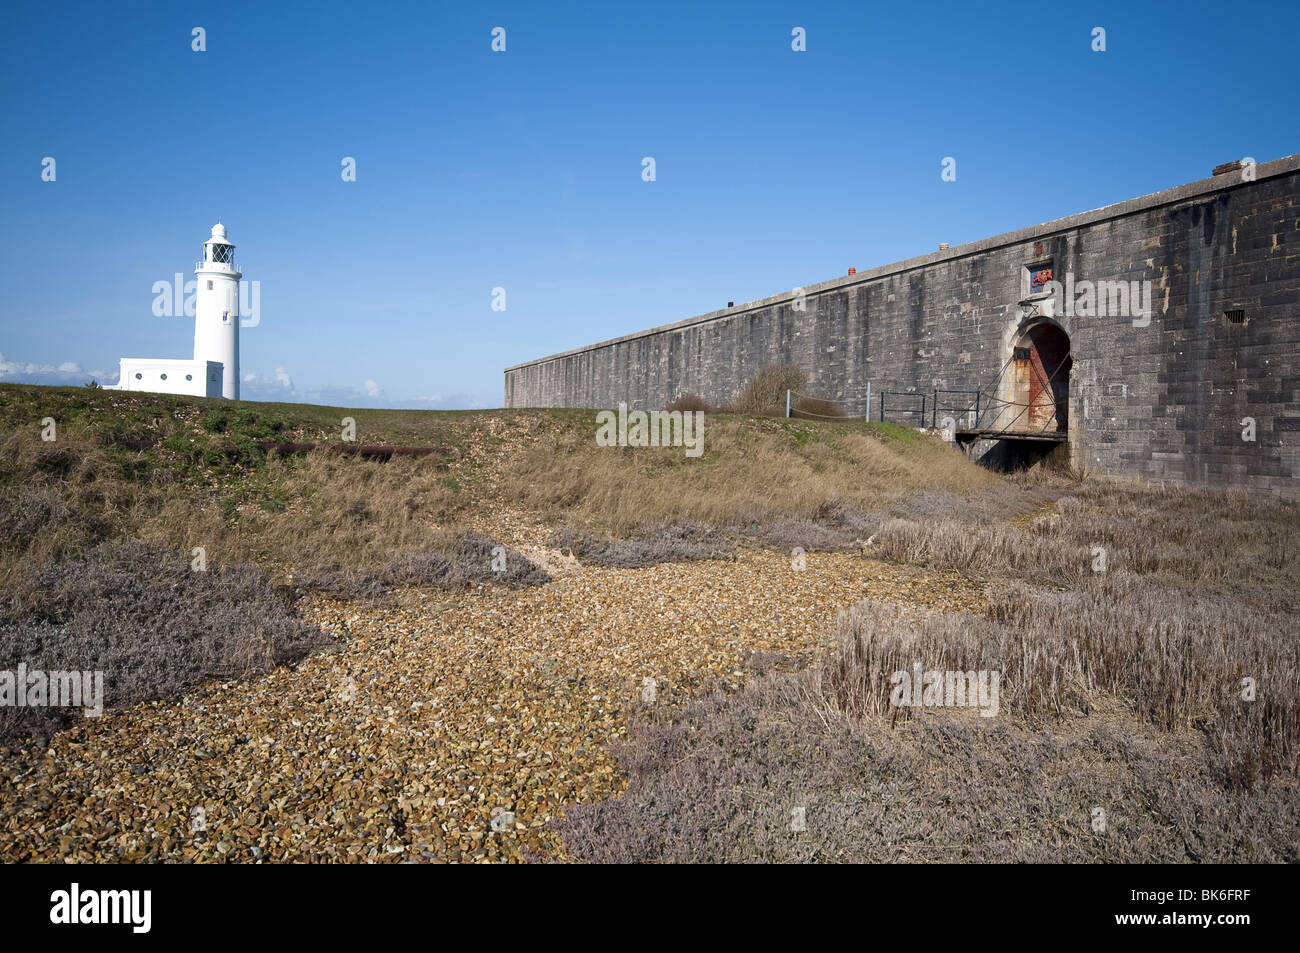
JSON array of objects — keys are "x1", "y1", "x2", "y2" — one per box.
[{"x1": 867, "y1": 420, "x2": 926, "y2": 445}]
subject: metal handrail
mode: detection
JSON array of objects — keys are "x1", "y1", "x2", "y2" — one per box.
[
  {"x1": 930, "y1": 388, "x2": 981, "y2": 428},
  {"x1": 879, "y1": 390, "x2": 928, "y2": 426}
]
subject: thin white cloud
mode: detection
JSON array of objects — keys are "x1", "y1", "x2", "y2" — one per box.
[
  {"x1": 413, "y1": 393, "x2": 490, "y2": 409},
  {"x1": 240, "y1": 366, "x2": 296, "y2": 398},
  {"x1": 0, "y1": 351, "x2": 95, "y2": 385}
]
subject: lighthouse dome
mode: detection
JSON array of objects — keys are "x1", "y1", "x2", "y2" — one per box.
[{"x1": 210, "y1": 222, "x2": 227, "y2": 240}]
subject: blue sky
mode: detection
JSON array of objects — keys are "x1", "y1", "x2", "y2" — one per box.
[{"x1": 1, "y1": 0, "x2": 1296, "y2": 408}]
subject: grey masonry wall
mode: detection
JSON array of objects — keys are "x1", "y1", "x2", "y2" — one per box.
[{"x1": 506, "y1": 155, "x2": 1300, "y2": 495}]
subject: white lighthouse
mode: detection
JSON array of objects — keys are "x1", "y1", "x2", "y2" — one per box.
[
  {"x1": 193, "y1": 222, "x2": 240, "y2": 399},
  {"x1": 109, "y1": 221, "x2": 246, "y2": 399}
]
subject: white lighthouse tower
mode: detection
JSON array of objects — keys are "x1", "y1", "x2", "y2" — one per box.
[
  {"x1": 193, "y1": 222, "x2": 241, "y2": 399},
  {"x1": 110, "y1": 220, "x2": 247, "y2": 398}
]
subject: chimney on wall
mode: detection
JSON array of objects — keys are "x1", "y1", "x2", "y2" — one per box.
[
  {"x1": 939, "y1": 243, "x2": 950, "y2": 250},
  {"x1": 1212, "y1": 159, "x2": 1248, "y2": 176},
  {"x1": 847, "y1": 267, "x2": 856, "y2": 275}
]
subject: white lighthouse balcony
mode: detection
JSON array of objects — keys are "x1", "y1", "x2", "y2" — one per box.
[{"x1": 195, "y1": 260, "x2": 241, "y2": 275}]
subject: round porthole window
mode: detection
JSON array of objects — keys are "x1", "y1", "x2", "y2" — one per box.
[
  {"x1": 134, "y1": 372, "x2": 142, "y2": 380},
  {"x1": 185, "y1": 374, "x2": 193, "y2": 381},
  {"x1": 160, "y1": 373, "x2": 167, "y2": 380}
]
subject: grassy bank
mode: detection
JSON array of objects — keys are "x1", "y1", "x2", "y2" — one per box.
[
  {"x1": 0, "y1": 382, "x2": 998, "y2": 741},
  {"x1": 0, "y1": 382, "x2": 1000, "y2": 589}
]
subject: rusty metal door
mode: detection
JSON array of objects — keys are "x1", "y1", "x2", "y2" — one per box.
[{"x1": 1012, "y1": 332, "x2": 1069, "y2": 432}]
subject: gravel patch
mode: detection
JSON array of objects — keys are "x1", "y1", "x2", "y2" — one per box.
[{"x1": 0, "y1": 550, "x2": 981, "y2": 863}]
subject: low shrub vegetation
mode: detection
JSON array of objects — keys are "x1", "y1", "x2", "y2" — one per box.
[
  {"x1": 557, "y1": 472, "x2": 1300, "y2": 862},
  {"x1": 557, "y1": 670, "x2": 1299, "y2": 863},
  {"x1": 559, "y1": 564, "x2": 1300, "y2": 862},
  {"x1": 0, "y1": 541, "x2": 328, "y2": 746},
  {"x1": 731, "y1": 364, "x2": 806, "y2": 416},
  {"x1": 728, "y1": 364, "x2": 850, "y2": 419},
  {"x1": 549, "y1": 522, "x2": 734, "y2": 568}
]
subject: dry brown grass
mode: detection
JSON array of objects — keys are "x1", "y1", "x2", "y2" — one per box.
[
  {"x1": 807, "y1": 582, "x2": 1297, "y2": 785},
  {"x1": 156, "y1": 451, "x2": 466, "y2": 580},
  {"x1": 498, "y1": 413, "x2": 997, "y2": 537},
  {"x1": 1, "y1": 384, "x2": 1000, "y2": 575},
  {"x1": 557, "y1": 464, "x2": 1300, "y2": 862},
  {"x1": 0, "y1": 426, "x2": 471, "y2": 594},
  {"x1": 559, "y1": 479, "x2": 1300, "y2": 862},
  {"x1": 790, "y1": 395, "x2": 847, "y2": 419},
  {"x1": 664, "y1": 394, "x2": 713, "y2": 413},
  {"x1": 852, "y1": 479, "x2": 1300, "y2": 786},
  {"x1": 874, "y1": 481, "x2": 1298, "y2": 607},
  {"x1": 874, "y1": 515, "x2": 1090, "y2": 584},
  {"x1": 558, "y1": 662, "x2": 1299, "y2": 863}
]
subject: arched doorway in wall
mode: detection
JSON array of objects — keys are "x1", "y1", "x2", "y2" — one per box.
[{"x1": 1010, "y1": 321, "x2": 1072, "y2": 433}]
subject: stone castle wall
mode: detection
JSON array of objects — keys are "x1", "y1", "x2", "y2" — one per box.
[{"x1": 505, "y1": 156, "x2": 1299, "y2": 494}]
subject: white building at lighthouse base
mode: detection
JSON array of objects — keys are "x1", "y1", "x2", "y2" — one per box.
[{"x1": 113, "y1": 358, "x2": 223, "y2": 397}]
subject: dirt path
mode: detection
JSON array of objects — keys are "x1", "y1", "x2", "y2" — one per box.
[{"x1": 0, "y1": 549, "x2": 980, "y2": 863}]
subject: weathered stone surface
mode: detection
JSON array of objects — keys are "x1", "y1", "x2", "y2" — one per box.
[{"x1": 506, "y1": 156, "x2": 1299, "y2": 495}]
